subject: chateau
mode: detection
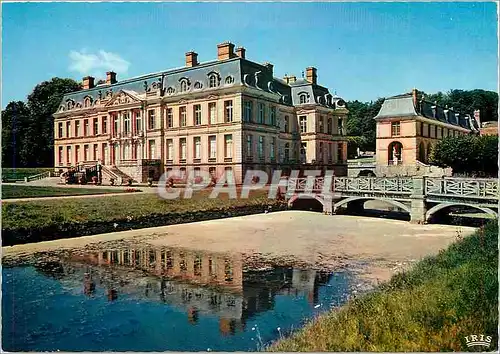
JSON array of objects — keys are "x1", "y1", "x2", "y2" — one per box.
[{"x1": 53, "y1": 42, "x2": 349, "y2": 184}]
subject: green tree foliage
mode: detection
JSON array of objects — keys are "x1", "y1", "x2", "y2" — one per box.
[
  {"x1": 2, "y1": 78, "x2": 81, "y2": 167},
  {"x1": 429, "y1": 134, "x2": 498, "y2": 177},
  {"x1": 345, "y1": 98, "x2": 384, "y2": 153}
]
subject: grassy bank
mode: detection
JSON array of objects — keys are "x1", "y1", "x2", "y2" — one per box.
[
  {"x1": 2, "y1": 168, "x2": 53, "y2": 181},
  {"x1": 2, "y1": 190, "x2": 286, "y2": 245},
  {"x1": 269, "y1": 221, "x2": 498, "y2": 352},
  {"x1": 2, "y1": 185, "x2": 138, "y2": 199}
]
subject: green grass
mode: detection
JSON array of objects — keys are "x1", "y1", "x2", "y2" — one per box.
[
  {"x1": 269, "y1": 221, "x2": 498, "y2": 352},
  {"x1": 2, "y1": 189, "x2": 279, "y2": 230},
  {"x1": 2, "y1": 168, "x2": 54, "y2": 181},
  {"x1": 2, "y1": 185, "x2": 135, "y2": 199}
]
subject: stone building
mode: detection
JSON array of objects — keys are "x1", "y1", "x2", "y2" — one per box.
[
  {"x1": 373, "y1": 89, "x2": 479, "y2": 176},
  {"x1": 53, "y1": 42, "x2": 349, "y2": 184}
]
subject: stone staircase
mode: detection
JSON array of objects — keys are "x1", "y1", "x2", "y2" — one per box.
[{"x1": 101, "y1": 165, "x2": 134, "y2": 185}]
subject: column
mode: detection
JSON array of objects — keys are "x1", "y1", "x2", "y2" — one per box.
[{"x1": 410, "y1": 176, "x2": 426, "y2": 224}]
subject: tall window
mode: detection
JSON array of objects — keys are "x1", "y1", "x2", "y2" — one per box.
[
  {"x1": 75, "y1": 120, "x2": 80, "y2": 137},
  {"x1": 102, "y1": 117, "x2": 108, "y2": 134},
  {"x1": 194, "y1": 137, "x2": 201, "y2": 159},
  {"x1": 318, "y1": 116, "x2": 324, "y2": 133},
  {"x1": 76, "y1": 145, "x2": 81, "y2": 163},
  {"x1": 258, "y1": 103, "x2": 265, "y2": 124},
  {"x1": 209, "y1": 136, "x2": 216, "y2": 159},
  {"x1": 166, "y1": 108, "x2": 173, "y2": 128},
  {"x1": 209, "y1": 74, "x2": 218, "y2": 88},
  {"x1": 166, "y1": 139, "x2": 173, "y2": 160},
  {"x1": 113, "y1": 115, "x2": 119, "y2": 134},
  {"x1": 58, "y1": 146, "x2": 63, "y2": 165},
  {"x1": 148, "y1": 110, "x2": 155, "y2": 130},
  {"x1": 299, "y1": 94, "x2": 307, "y2": 104},
  {"x1": 338, "y1": 118, "x2": 344, "y2": 135},
  {"x1": 224, "y1": 134, "x2": 233, "y2": 158},
  {"x1": 135, "y1": 112, "x2": 142, "y2": 132},
  {"x1": 258, "y1": 136, "x2": 264, "y2": 160},
  {"x1": 148, "y1": 140, "x2": 156, "y2": 159},
  {"x1": 209, "y1": 102, "x2": 217, "y2": 124},
  {"x1": 66, "y1": 121, "x2": 71, "y2": 138},
  {"x1": 391, "y1": 121, "x2": 401, "y2": 136},
  {"x1": 270, "y1": 137, "x2": 276, "y2": 160},
  {"x1": 179, "y1": 138, "x2": 187, "y2": 160},
  {"x1": 319, "y1": 142, "x2": 324, "y2": 161},
  {"x1": 284, "y1": 116, "x2": 289, "y2": 133},
  {"x1": 337, "y1": 143, "x2": 343, "y2": 162},
  {"x1": 67, "y1": 146, "x2": 72, "y2": 164},
  {"x1": 224, "y1": 100, "x2": 233, "y2": 122},
  {"x1": 180, "y1": 80, "x2": 188, "y2": 92},
  {"x1": 284, "y1": 143, "x2": 290, "y2": 161},
  {"x1": 58, "y1": 123, "x2": 63, "y2": 138},
  {"x1": 84, "y1": 119, "x2": 89, "y2": 136},
  {"x1": 84, "y1": 144, "x2": 89, "y2": 161},
  {"x1": 327, "y1": 118, "x2": 333, "y2": 134},
  {"x1": 244, "y1": 101, "x2": 253, "y2": 122},
  {"x1": 299, "y1": 116, "x2": 307, "y2": 133},
  {"x1": 93, "y1": 144, "x2": 98, "y2": 160},
  {"x1": 246, "y1": 135, "x2": 253, "y2": 157},
  {"x1": 123, "y1": 142, "x2": 131, "y2": 160},
  {"x1": 93, "y1": 118, "x2": 99, "y2": 135},
  {"x1": 269, "y1": 106, "x2": 276, "y2": 126},
  {"x1": 124, "y1": 113, "x2": 131, "y2": 133},
  {"x1": 300, "y1": 142, "x2": 307, "y2": 160},
  {"x1": 194, "y1": 104, "x2": 202, "y2": 125},
  {"x1": 180, "y1": 106, "x2": 187, "y2": 127}
]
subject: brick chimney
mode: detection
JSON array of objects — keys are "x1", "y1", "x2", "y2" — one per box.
[
  {"x1": 412, "y1": 88, "x2": 418, "y2": 108},
  {"x1": 217, "y1": 41, "x2": 236, "y2": 60},
  {"x1": 82, "y1": 76, "x2": 95, "y2": 90},
  {"x1": 474, "y1": 109, "x2": 481, "y2": 127},
  {"x1": 235, "y1": 47, "x2": 246, "y2": 59},
  {"x1": 185, "y1": 51, "x2": 198, "y2": 67},
  {"x1": 305, "y1": 67, "x2": 317, "y2": 85},
  {"x1": 106, "y1": 71, "x2": 117, "y2": 85}
]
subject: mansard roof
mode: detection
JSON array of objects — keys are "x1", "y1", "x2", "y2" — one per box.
[
  {"x1": 58, "y1": 56, "x2": 345, "y2": 113},
  {"x1": 374, "y1": 92, "x2": 478, "y2": 130}
]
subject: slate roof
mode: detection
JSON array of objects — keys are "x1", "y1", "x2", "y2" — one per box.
[
  {"x1": 374, "y1": 93, "x2": 479, "y2": 130},
  {"x1": 58, "y1": 57, "x2": 345, "y2": 112}
]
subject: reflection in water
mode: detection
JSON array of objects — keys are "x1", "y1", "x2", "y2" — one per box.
[{"x1": 3, "y1": 244, "x2": 353, "y2": 351}]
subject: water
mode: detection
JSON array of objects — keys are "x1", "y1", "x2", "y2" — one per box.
[{"x1": 2, "y1": 245, "x2": 355, "y2": 351}]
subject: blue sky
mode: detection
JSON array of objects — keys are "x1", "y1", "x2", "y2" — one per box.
[{"x1": 2, "y1": 2, "x2": 498, "y2": 107}]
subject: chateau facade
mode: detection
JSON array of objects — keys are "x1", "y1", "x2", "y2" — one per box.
[{"x1": 53, "y1": 42, "x2": 349, "y2": 184}]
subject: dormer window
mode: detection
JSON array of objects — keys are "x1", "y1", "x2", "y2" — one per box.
[
  {"x1": 299, "y1": 93, "x2": 308, "y2": 104},
  {"x1": 84, "y1": 96, "x2": 92, "y2": 108},
  {"x1": 166, "y1": 87, "x2": 175, "y2": 94},
  {"x1": 179, "y1": 78, "x2": 190, "y2": 93},
  {"x1": 225, "y1": 76, "x2": 234, "y2": 85},
  {"x1": 66, "y1": 100, "x2": 74, "y2": 110},
  {"x1": 194, "y1": 81, "x2": 203, "y2": 89},
  {"x1": 208, "y1": 72, "x2": 220, "y2": 88}
]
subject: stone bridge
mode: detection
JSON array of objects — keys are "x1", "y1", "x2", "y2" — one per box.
[{"x1": 285, "y1": 176, "x2": 499, "y2": 223}]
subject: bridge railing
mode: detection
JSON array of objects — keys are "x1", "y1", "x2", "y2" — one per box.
[
  {"x1": 288, "y1": 177, "x2": 326, "y2": 192},
  {"x1": 425, "y1": 177, "x2": 499, "y2": 200},
  {"x1": 333, "y1": 177, "x2": 413, "y2": 194}
]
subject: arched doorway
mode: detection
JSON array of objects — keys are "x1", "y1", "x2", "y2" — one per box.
[
  {"x1": 387, "y1": 141, "x2": 403, "y2": 165},
  {"x1": 418, "y1": 141, "x2": 427, "y2": 164}
]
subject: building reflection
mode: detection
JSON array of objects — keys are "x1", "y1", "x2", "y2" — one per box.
[{"x1": 51, "y1": 245, "x2": 332, "y2": 336}]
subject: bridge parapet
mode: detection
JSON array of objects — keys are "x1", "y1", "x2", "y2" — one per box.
[
  {"x1": 333, "y1": 177, "x2": 413, "y2": 195},
  {"x1": 425, "y1": 177, "x2": 499, "y2": 201}
]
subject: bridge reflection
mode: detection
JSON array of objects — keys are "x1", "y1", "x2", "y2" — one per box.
[{"x1": 42, "y1": 245, "x2": 333, "y2": 336}]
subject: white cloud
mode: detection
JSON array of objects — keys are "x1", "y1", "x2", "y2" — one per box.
[{"x1": 68, "y1": 49, "x2": 130, "y2": 77}]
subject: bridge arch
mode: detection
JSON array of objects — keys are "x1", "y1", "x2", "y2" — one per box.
[
  {"x1": 288, "y1": 194, "x2": 325, "y2": 212},
  {"x1": 357, "y1": 169, "x2": 376, "y2": 177},
  {"x1": 426, "y1": 203, "x2": 498, "y2": 222},
  {"x1": 334, "y1": 196, "x2": 411, "y2": 214}
]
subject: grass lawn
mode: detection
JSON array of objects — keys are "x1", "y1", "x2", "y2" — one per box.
[
  {"x1": 2, "y1": 189, "x2": 279, "y2": 230},
  {"x1": 2, "y1": 185, "x2": 136, "y2": 200},
  {"x1": 269, "y1": 221, "x2": 498, "y2": 352}
]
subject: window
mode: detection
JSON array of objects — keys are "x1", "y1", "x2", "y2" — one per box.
[
  {"x1": 318, "y1": 116, "x2": 324, "y2": 133},
  {"x1": 93, "y1": 144, "x2": 98, "y2": 160},
  {"x1": 113, "y1": 115, "x2": 119, "y2": 135},
  {"x1": 299, "y1": 94, "x2": 308, "y2": 104},
  {"x1": 270, "y1": 137, "x2": 276, "y2": 160},
  {"x1": 58, "y1": 123, "x2": 63, "y2": 138},
  {"x1": 166, "y1": 139, "x2": 173, "y2": 160},
  {"x1": 75, "y1": 120, "x2": 80, "y2": 137},
  {"x1": 269, "y1": 106, "x2": 276, "y2": 126},
  {"x1": 338, "y1": 118, "x2": 344, "y2": 135},
  {"x1": 124, "y1": 113, "x2": 131, "y2": 134},
  {"x1": 319, "y1": 142, "x2": 324, "y2": 161},
  {"x1": 93, "y1": 118, "x2": 99, "y2": 135},
  {"x1": 224, "y1": 134, "x2": 233, "y2": 158},
  {"x1": 209, "y1": 102, "x2": 217, "y2": 125},
  {"x1": 246, "y1": 135, "x2": 253, "y2": 157},
  {"x1": 284, "y1": 116, "x2": 289, "y2": 133},
  {"x1": 300, "y1": 142, "x2": 307, "y2": 161},
  {"x1": 391, "y1": 122, "x2": 401, "y2": 136},
  {"x1": 180, "y1": 107, "x2": 187, "y2": 127},
  {"x1": 123, "y1": 142, "x2": 131, "y2": 160},
  {"x1": 208, "y1": 74, "x2": 218, "y2": 88},
  {"x1": 180, "y1": 80, "x2": 188, "y2": 92},
  {"x1": 419, "y1": 122, "x2": 424, "y2": 136},
  {"x1": 58, "y1": 146, "x2": 63, "y2": 165},
  {"x1": 244, "y1": 101, "x2": 253, "y2": 122},
  {"x1": 148, "y1": 140, "x2": 156, "y2": 159},
  {"x1": 148, "y1": 110, "x2": 156, "y2": 130},
  {"x1": 284, "y1": 143, "x2": 290, "y2": 161},
  {"x1": 437, "y1": 127, "x2": 442, "y2": 138},
  {"x1": 135, "y1": 112, "x2": 142, "y2": 132},
  {"x1": 209, "y1": 167, "x2": 216, "y2": 178},
  {"x1": 224, "y1": 100, "x2": 233, "y2": 123},
  {"x1": 327, "y1": 118, "x2": 332, "y2": 134},
  {"x1": 102, "y1": 117, "x2": 108, "y2": 134},
  {"x1": 258, "y1": 103, "x2": 265, "y2": 124},
  {"x1": 209, "y1": 136, "x2": 216, "y2": 159},
  {"x1": 84, "y1": 144, "x2": 89, "y2": 161},
  {"x1": 75, "y1": 145, "x2": 81, "y2": 162},
  {"x1": 299, "y1": 116, "x2": 307, "y2": 133},
  {"x1": 67, "y1": 146, "x2": 71, "y2": 164},
  {"x1": 434, "y1": 125, "x2": 438, "y2": 138},
  {"x1": 258, "y1": 136, "x2": 264, "y2": 160},
  {"x1": 66, "y1": 121, "x2": 70, "y2": 138},
  {"x1": 422, "y1": 123, "x2": 427, "y2": 137},
  {"x1": 84, "y1": 119, "x2": 89, "y2": 136},
  {"x1": 194, "y1": 137, "x2": 201, "y2": 159},
  {"x1": 337, "y1": 143, "x2": 343, "y2": 162},
  {"x1": 166, "y1": 108, "x2": 173, "y2": 128},
  {"x1": 194, "y1": 104, "x2": 202, "y2": 125},
  {"x1": 180, "y1": 138, "x2": 187, "y2": 160}
]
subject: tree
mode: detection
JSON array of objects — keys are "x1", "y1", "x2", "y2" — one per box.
[
  {"x1": 345, "y1": 98, "x2": 384, "y2": 152},
  {"x1": 429, "y1": 135, "x2": 498, "y2": 177},
  {"x1": 1, "y1": 78, "x2": 81, "y2": 167}
]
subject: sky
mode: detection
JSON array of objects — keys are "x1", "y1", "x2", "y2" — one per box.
[{"x1": 2, "y1": 2, "x2": 498, "y2": 107}]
